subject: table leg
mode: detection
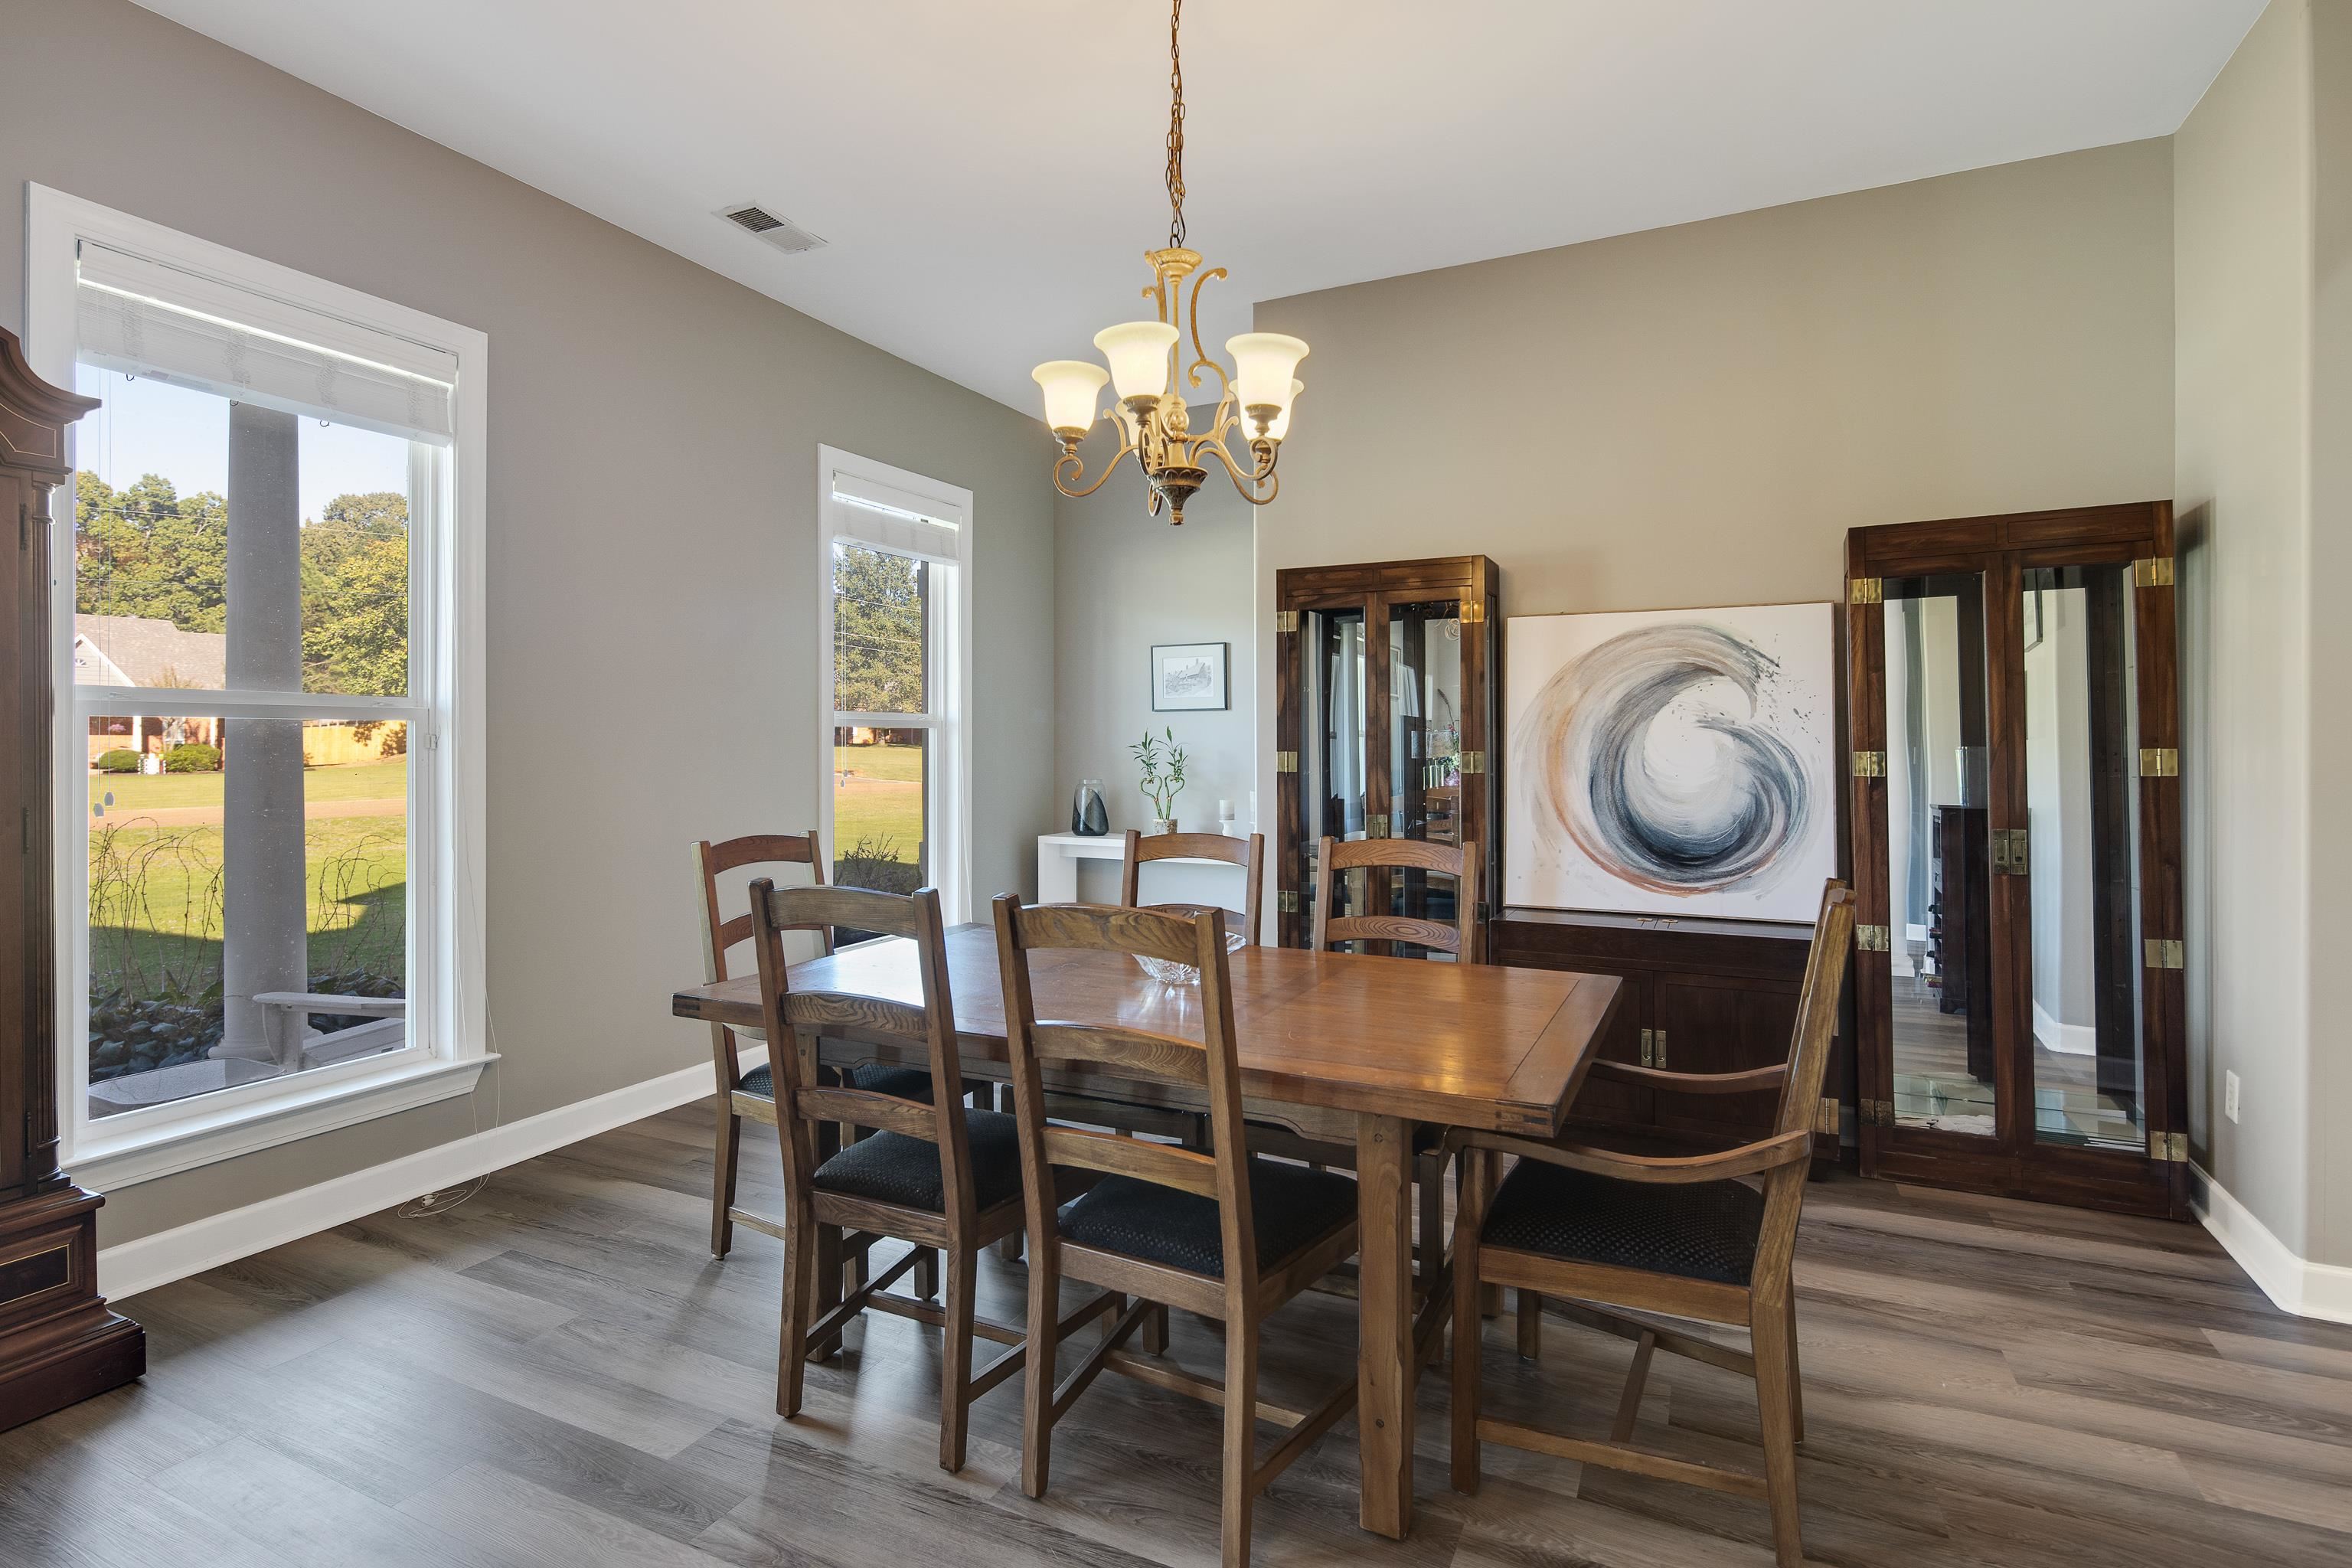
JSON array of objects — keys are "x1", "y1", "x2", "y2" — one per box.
[{"x1": 1356, "y1": 1112, "x2": 1413, "y2": 1538}]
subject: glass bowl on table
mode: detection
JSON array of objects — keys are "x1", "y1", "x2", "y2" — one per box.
[{"x1": 1133, "y1": 923, "x2": 1250, "y2": 987}]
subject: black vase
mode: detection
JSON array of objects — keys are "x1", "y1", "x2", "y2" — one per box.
[{"x1": 1072, "y1": 779, "x2": 1109, "y2": 836}]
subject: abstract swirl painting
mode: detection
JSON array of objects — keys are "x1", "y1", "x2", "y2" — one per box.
[{"x1": 1504, "y1": 603, "x2": 1836, "y2": 923}]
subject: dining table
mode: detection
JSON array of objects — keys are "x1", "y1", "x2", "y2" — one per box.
[{"x1": 671, "y1": 921, "x2": 1622, "y2": 1540}]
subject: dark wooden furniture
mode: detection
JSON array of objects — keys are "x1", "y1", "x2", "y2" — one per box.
[
  {"x1": 1119, "y1": 828, "x2": 1265, "y2": 942},
  {"x1": 993, "y1": 899, "x2": 1361, "y2": 1568},
  {"x1": 750, "y1": 881, "x2": 1053, "y2": 1472},
  {"x1": 1492, "y1": 909, "x2": 1841, "y2": 1162},
  {"x1": 0, "y1": 328, "x2": 143, "y2": 1432},
  {"x1": 692, "y1": 832, "x2": 931, "y2": 1260},
  {"x1": 1449, "y1": 883, "x2": 1854, "y2": 1568},
  {"x1": 1847, "y1": 502, "x2": 2187, "y2": 1217},
  {"x1": 1272, "y1": 556, "x2": 1501, "y2": 950},
  {"x1": 675, "y1": 928, "x2": 1623, "y2": 1538}
]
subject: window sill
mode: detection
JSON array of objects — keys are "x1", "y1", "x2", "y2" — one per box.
[{"x1": 67, "y1": 1054, "x2": 496, "y2": 1192}]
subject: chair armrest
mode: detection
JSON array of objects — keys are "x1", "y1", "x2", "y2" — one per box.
[
  {"x1": 1586, "y1": 1059, "x2": 1786, "y2": 1096},
  {"x1": 1463, "y1": 1127, "x2": 1815, "y2": 1185}
]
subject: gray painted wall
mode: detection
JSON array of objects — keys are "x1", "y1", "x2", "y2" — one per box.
[{"x1": 5, "y1": 0, "x2": 1059, "y2": 1247}]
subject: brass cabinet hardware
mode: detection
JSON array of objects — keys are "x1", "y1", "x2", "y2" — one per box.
[
  {"x1": 1364, "y1": 814, "x2": 1390, "y2": 839},
  {"x1": 1856, "y1": 923, "x2": 1890, "y2": 952},
  {"x1": 1852, "y1": 750, "x2": 1886, "y2": 778},
  {"x1": 1457, "y1": 750, "x2": 1485, "y2": 775},
  {"x1": 1273, "y1": 750, "x2": 1298, "y2": 774},
  {"x1": 1847, "y1": 577, "x2": 1883, "y2": 605},
  {"x1": 1273, "y1": 610, "x2": 1298, "y2": 633},
  {"x1": 2145, "y1": 938, "x2": 2184, "y2": 970},
  {"x1": 1275, "y1": 890, "x2": 1300, "y2": 914},
  {"x1": 1460, "y1": 601, "x2": 1486, "y2": 624},
  {"x1": 1638, "y1": 1027, "x2": 1655, "y2": 1068},
  {"x1": 2132, "y1": 557, "x2": 2175, "y2": 588},
  {"x1": 2149, "y1": 1131, "x2": 2187, "y2": 1162},
  {"x1": 2138, "y1": 748, "x2": 2179, "y2": 778},
  {"x1": 1991, "y1": 828, "x2": 2030, "y2": 876},
  {"x1": 1653, "y1": 1028, "x2": 1666, "y2": 1069}
]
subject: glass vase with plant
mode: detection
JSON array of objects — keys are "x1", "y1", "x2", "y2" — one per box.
[{"x1": 1131, "y1": 727, "x2": 1187, "y2": 834}]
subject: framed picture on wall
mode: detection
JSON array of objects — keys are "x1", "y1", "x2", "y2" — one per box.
[{"x1": 1152, "y1": 642, "x2": 1229, "y2": 711}]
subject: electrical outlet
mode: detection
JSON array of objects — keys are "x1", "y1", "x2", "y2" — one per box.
[{"x1": 2224, "y1": 1070, "x2": 2241, "y2": 1124}]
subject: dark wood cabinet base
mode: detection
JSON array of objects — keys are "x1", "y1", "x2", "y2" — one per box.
[{"x1": 0, "y1": 1186, "x2": 144, "y2": 1433}]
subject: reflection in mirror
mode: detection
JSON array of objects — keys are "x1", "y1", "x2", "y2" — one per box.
[
  {"x1": 1882, "y1": 574, "x2": 1995, "y2": 1134},
  {"x1": 2023, "y1": 567, "x2": 2145, "y2": 1148},
  {"x1": 1387, "y1": 600, "x2": 1463, "y2": 936},
  {"x1": 1303, "y1": 609, "x2": 1367, "y2": 923}
]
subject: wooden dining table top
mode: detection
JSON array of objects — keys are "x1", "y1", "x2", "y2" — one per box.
[{"x1": 672, "y1": 922, "x2": 1625, "y2": 1137}]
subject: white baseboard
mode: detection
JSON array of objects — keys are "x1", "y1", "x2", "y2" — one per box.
[
  {"x1": 2192, "y1": 1165, "x2": 2352, "y2": 1324},
  {"x1": 96, "y1": 1047, "x2": 762, "y2": 1303},
  {"x1": 2030, "y1": 1001, "x2": 2098, "y2": 1057}
]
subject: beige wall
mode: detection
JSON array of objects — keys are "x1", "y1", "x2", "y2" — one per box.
[
  {"x1": 1054, "y1": 420, "x2": 1259, "y2": 906},
  {"x1": 2174, "y1": 0, "x2": 2320, "y2": 1261},
  {"x1": 4, "y1": 0, "x2": 1060, "y2": 1247}
]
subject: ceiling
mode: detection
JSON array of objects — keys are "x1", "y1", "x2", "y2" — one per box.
[{"x1": 136, "y1": 1, "x2": 2262, "y2": 413}]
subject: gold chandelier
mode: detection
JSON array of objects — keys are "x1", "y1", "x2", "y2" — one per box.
[{"x1": 1031, "y1": 0, "x2": 1307, "y2": 525}]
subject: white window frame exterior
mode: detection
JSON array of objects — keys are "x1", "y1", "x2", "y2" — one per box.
[
  {"x1": 25, "y1": 185, "x2": 491, "y2": 1189},
  {"x1": 816, "y1": 446, "x2": 973, "y2": 926}
]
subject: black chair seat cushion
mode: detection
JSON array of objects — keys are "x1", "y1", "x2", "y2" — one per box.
[
  {"x1": 810, "y1": 1109, "x2": 1024, "y2": 1213},
  {"x1": 737, "y1": 1062, "x2": 935, "y2": 1102},
  {"x1": 1057, "y1": 1158, "x2": 1357, "y2": 1279},
  {"x1": 1480, "y1": 1158, "x2": 1764, "y2": 1287}
]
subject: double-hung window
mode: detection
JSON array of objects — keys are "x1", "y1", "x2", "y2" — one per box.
[
  {"x1": 818, "y1": 446, "x2": 972, "y2": 926},
  {"x1": 27, "y1": 187, "x2": 487, "y2": 1186}
]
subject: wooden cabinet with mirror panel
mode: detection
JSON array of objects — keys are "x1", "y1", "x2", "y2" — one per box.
[
  {"x1": 1846, "y1": 501, "x2": 2187, "y2": 1217},
  {"x1": 1272, "y1": 557, "x2": 1501, "y2": 952}
]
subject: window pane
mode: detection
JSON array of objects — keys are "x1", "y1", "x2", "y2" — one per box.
[
  {"x1": 85, "y1": 713, "x2": 410, "y2": 1118},
  {"x1": 831, "y1": 542, "x2": 926, "y2": 714},
  {"x1": 831, "y1": 725, "x2": 928, "y2": 894},
  {"x1": 71, "y1": 365, "x2": 412, "y2": 700}
]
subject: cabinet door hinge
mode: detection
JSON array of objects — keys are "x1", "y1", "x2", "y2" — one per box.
[
  {"x1": 2138, "y1": 747, "x2": 2179, "y2": 778},
  {"x1": 1991, "y1": 828, "x2": 2030, "y2": 876},
  {"x1": 1364, "y1": 813, "x2": 1390, "y2": 839},
  {"x1": 1275, "y1": 889, "x2": 1300, "y2": 914},
  {"x1": 2150, "y1": 1131, "x2": 2188, "y2": 1162},
  {"x1": 1273, "y1": 750, "x2": 1298, "y2": 774},
  {"x1": 1460, "y1": 601, "x2": 1486, "y2": 626},
  {"x1": 1273, "y1": 610, "x2": 1298, "y2": 634},
  {"x1": 1847, "y1": 577, "x2": 1883, "y2": 605},
  {"x1": 1851, "y1": 750, "x2": 1886, "y2": 778},
  {"x1": 1456, "y1": 750, "x2": 1485, "y2": 775},
  {"x1": 1856, "y1": 923, "x2": 1890, "y2": 952},
  {"x1": 2132, "y1": 557, "x2": 2175, "y2": 588},
  {"x1": 2145, "y1": 938, "x2": 2184, "y2": 970}
]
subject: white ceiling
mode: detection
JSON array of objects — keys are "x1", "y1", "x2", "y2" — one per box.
[{"x1": 136, "y1": 1, "x2": 2262, "y2": 413}]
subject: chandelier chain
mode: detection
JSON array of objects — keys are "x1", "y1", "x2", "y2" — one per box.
[{"x1": 1165, "y1": 0, "x2": 1187, "y2": 249}]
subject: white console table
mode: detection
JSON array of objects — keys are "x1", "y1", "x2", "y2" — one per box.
[{"x1": 1037, "y1": 831, "x2": 1234, "y2": 903}]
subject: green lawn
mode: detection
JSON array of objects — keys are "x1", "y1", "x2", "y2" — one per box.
[
  {"x1": 832, "y1": 742, "x2": 923, "y2": 865},
  {"x1": 90, "y1": 759, "x2": 408, "y2": 812},
  {"x1": 88, "y1": 814, "x2": 407, "y2": 999}
]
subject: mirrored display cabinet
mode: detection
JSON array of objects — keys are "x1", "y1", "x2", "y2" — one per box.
[
  {"x1": 1272, "y1": 557, "x2": 1500, "y2": 952},
  {"x1": 1846, "y1": 502, "x2": 2187, "y2": 1217}
]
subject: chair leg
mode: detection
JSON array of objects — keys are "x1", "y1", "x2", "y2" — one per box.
[
  {"x1": 1416, "y1": 1154, "x2": 1445, "y2": 1300},
  {"x1": 1784, "y1": 1288, "x2": 1805, "y2": 1446},
  {"x1": 1021, "y1": 1238, "x2": 1061, "y2": 1499},
  {"x1": 1220, "y1": 1319, "x2": 1259, "y2": 1568},
  {"x1": 1143, "y1": 1302, "x2": 1171, "y2": 1354},
  {"x1": 815, "y1": 1223, "x2": 845, "y2": 1361},
  {"x1": 1750, "y1": 1289, "x2": 1805, "y2": 1568},
  {"x1": 1479, "y1": 1151, "x2": 1504, "y2": 1317},
  {"x1": 776, "y1": 1202, "x2": 816, "y2": 1418},
  {"x1": 1516, "y1": 1289, "x2": 1542, "y2": 1360},
  {"x1": 914, "y1": 1246, "x2": 940, "y2": 1300},
  {"x1": 1449, "y1": 1159, "x2": 1485, "y2": 1494},
  {"x1": 710, "y1": 1102, "x2": 740, "y2": 1259},
  {"x1": 939, "y1": 1245, "x2": 975, "y2": 1473}
]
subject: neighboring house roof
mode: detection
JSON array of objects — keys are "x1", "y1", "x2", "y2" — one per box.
[{"x1": 73, "y1": 614, "x2": 227, "y2": 688}]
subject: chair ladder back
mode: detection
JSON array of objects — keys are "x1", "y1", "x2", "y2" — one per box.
[
  {"x1": 991, "y1": 896, "x2": 1259, "y2": 1289},
  {"x1": 1119, "y1": 828, "x2": 1267, "y2": 947},
  {"x1": 694, "y1": 832, "x2": 833, "y2": 987},
  {"x1": 750, "y1": 880, "x2": 979, "y2": 1219},
  {"x1": 1311, "y1": 835, "x2": 1481, "y2": 962}
]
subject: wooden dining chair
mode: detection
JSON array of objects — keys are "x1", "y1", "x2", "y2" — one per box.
[
  {"x1": 751, "y1": 879, "x2": 1049, "y2": 1472},
  {"x1": 1273, "y1": 834, "x2": 1481, "y2": 1297},
  {"x1": 1447, "y1": 880, "x2": 1854, "y2": 1568},
  {"x1": 991, "y1": 896, "x2": 1362, "y2": 1568},
  {"x1": 1119, "y1": 827, "x2": 1266, "y2": 943},
  {"x1": 694, "y1": 833, "x2": 933, "y2": 1259}
]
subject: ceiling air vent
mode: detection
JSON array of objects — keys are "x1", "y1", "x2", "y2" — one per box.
[{"x1": 718, "y1": 204, "x2": 828, "y2": 254}]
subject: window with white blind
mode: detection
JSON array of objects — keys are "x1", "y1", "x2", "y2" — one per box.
[
  {"x1": 818, "y1": 447, "x2": 972, "y2": 926},
  {"x1": 27, "y1": 186, "x2": 488, "y2": 1185}
]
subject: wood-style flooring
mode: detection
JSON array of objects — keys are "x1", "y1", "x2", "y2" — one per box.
[{"x1": 6, "y1": 1097, "x2": 2351, "y2": 1567}]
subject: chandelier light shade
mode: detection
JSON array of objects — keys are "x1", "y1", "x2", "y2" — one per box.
[{"x1": 1029, "y1": 0, "x2": 1308, "y2": 524}]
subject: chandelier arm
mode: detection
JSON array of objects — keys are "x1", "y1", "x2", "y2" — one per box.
[
  {"x1": 1050, "y1": 436, "x2": 1143, "y2": 501},
  {"x1": 1196, "y1": 430, "x2": 1272, "y2": 499}
]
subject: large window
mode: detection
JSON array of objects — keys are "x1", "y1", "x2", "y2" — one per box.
[
  {"x1": 29, "y1": 188, "x2": 486, "y2": 1184},
  {"x1": 818, "y1": 449, "x2": 971, "y2": 925}
]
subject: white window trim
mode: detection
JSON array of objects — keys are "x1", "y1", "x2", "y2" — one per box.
[
  {"x1": 25, "y1": 185, "x2": 491, "y2": 1190},
  {"x1": 816, "y1": 446, "x2": 973, "y2": 926}
]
